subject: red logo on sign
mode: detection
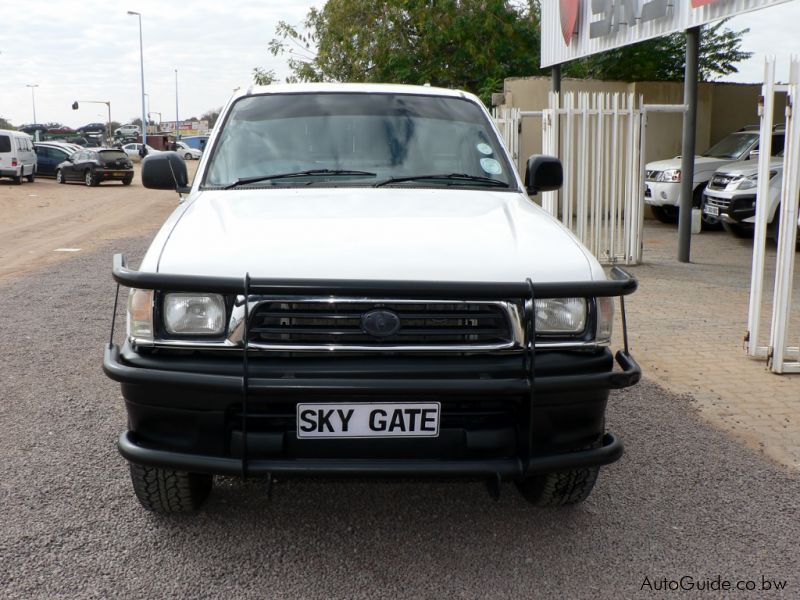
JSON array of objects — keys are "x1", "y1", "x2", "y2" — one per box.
[
  {"x1": 560, "y1": 0, "x2": 580, "y2": 45},
  {"x1": 692, "y1": 0, "x2": 718, "y2": 6}
]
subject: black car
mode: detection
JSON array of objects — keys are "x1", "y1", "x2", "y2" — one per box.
[
  {"x1": 56, "y1": 147, "x2": 134, "y2": 186},
  {"x1": 33, "y1": 142, "x2": 75, "y2": 177}
]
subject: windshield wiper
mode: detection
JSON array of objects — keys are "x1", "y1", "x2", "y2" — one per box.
[
  {"x1": 223, "y1": 169, "x2": 377, "y2": 189},
  {"x1": 374, "y1": 173, "x2": 509, "y2": 188}
]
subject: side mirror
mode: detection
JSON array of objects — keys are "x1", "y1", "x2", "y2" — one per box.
[
  {"x1": 749, "y1": 149, "x2": 760, "y2": 159},
  {"x1": 525, "y1": 155, "x2": 563, "y2": 195},
  {"x1": 142, "y1": 151, "x2": 189, "y2": 193}
]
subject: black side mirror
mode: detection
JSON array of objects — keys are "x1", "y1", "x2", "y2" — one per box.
[
  {"x1": 142, "y1": 151, "x2": 189, "y2": 192},
  {"x1": 525, "y1": 155, "x2": 563, "y2": 195}
]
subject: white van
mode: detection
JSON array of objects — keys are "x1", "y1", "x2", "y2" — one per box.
[{"x1": 0, "y1": 129, "x2": 37, "y2": 184}]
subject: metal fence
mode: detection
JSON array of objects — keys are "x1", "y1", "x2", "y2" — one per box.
[
  {"x1": 496, "y1": 93, "x2": 646, "y2": 265},
  {"x1": 746, "y1": 57, "x2": 800, "y2": 374}
]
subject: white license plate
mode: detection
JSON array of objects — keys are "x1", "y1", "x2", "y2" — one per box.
[
  {"x1": 704, "y1": 204, "x2": 719, "y2": 216},
  {"x1": 297, "y1": 402, "x2": 440, "y2": 439}
]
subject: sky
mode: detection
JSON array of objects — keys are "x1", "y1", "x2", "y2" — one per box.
[{"x1": 1, "y1": 0, "x2": 799, "y2": 129}]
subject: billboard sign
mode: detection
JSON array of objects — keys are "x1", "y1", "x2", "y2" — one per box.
[{"x1": 542, "y1": 0, "x2": 793, "y2": 67}]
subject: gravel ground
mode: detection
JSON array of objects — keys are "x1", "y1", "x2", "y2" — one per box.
[{"x1": 1, "y1": 237, "x2": 798, "y2": 599}]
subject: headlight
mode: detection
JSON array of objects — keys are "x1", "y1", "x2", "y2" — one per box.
[
  {"x1": 164, "y1": 293, "x2": 226, "y2": 335},
  {"x1": 657, "y1": 169, "x2": 681, "y2": 183},
  {"x1": 127, "y1": 288, "x2": 154, "y2": 342},
  {"x1": 534, "y1": 298, "x2": 586, "y2": 334},
  {"x1": 734, "y1": 174, "x2": 758, "y2": 190},
  {"x1": 733, "y1": 171, "x2": 776, "y2": 190},
  {"x1": 596, "y1": 297, "x2": 614, "y2": 343}
]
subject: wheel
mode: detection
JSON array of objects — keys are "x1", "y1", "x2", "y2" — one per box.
[
  {"x1": 27, "y1": 171, "x2": 35, "y2": 183},
  {"x1": 122, "y1": 176, "x2": 133, "y2": 186},
  {"x1": 56, "y1": 169, "x2": 66, "y2": 184},
  {"x1": 722, "y1": 221, "x2": 753, "y2": 238},
  {"x1": 84, "y1": 170, "x2": 97, "y2": 187},
  {"x1": 184, "y1": 152, "x2": 192, "y2": 160},
  {"x1": 650, "y1": 205, "x2": 678, "y2": 224},
  {"x1": 516, "y1": 466, "x2": 600, "y2": 507},
  {"x1": 12, "y1": 168, "x2": 22, "y2": 185},
  {"x1": 129, "y1": 462, "x2": 212, "y2": 513}
]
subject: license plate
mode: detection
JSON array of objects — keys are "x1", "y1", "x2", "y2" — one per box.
[
  {"x1": 114, "y1": 171, "x2": 126, "y2": 176},
  {"x1": 297, "y1": 402, "x2": 440, "y2": 439},
  {"x1": 704, "y1": 204, "x2": 719, "y2": 216}
]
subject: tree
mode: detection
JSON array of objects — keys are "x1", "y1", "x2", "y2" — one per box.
[
  {"x1": 267, "y1": 0, "x2": 545, "y2": 103},
  {"x1": 252, "y1": 67, "x2": 277, "y2": 86},
  {"x1": 200, "y1": 108, "x2": 222, "y2": 129},
  {"x1": 0, "y1": 116, "x2": 14, "y2": 129},
  {"x1": 565, "y1": 20, "x2": 752, "y2": 82}
]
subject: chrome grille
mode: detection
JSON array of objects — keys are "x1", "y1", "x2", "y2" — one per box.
[
  {"x1": 705, "y1": 195, "x2": 731, "y2": 209},
  {"x1": 645, "y1": 170, "x2": 661, "y2": 181},
  {"x1": 708, "y1": 174, "x2": 734, "y2": 190},
  {"x1": 248, "y1": 300, "x2": 515, "y2": 348}
]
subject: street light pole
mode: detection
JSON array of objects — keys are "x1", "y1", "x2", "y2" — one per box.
[
  {"x1": 127, "y1": 10, "x2": 147, "y2": 148},
  {"x1": 26, "y1": 84, "x2": 39, "y2": 125},
  {"x1": 175, "y1": 69, "x2": 179, "y2": 143}
]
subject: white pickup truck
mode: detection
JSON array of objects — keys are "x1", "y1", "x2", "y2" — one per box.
[{"x1": 103, "y1": 83, "x2": 640, "y2": 513}]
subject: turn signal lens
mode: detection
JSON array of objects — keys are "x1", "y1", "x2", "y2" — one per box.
[
  {"x1": 596, "y1": 297, "x2": 614, "y2": 343},
  {"x1": 127, "y1": 289, "x2": 154, "y2": 341}
]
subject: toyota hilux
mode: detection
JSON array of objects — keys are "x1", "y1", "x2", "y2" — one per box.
[{"x1": 103, "y1": 83, "x2": 640, "y2": 513}]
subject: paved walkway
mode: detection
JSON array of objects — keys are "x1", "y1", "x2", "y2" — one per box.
[{"x1": 621, "y1": 221, "x2": 800, "y2": 471}]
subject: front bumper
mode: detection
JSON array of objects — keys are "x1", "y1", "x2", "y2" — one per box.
[
  {"x1": 644, "y1": 181, "x2": 681, "y2": 207},
  {"x1": 703, "y1": 189, "x2": 757, "y2": 225},
  {"x1": 104, "y1": 256, "x2": 641, "y2": 480}
]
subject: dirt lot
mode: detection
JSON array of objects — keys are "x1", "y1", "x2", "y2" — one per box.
[{"x1": 0, "y1": 162, "x2": 198, "y2": 282}]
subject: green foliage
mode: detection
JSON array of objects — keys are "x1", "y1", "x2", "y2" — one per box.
[
  {"x1": 268, "y1": 0, "x2": 545, "y2": 103},
  {"x1": 0, "y1": 116, "x2": 14, "y2": 129},
  {"x1": 252, "y1": 67, "x2": 278, "y2": 86},
  {"x1": 566, "y1": 21, "x2": 753, "y2": 82}
]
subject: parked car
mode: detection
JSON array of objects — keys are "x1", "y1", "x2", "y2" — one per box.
[
  {"x1": 103, "y1": 83, "x2": 641, "y2": 514},
  {"x1": 0, "y1": 129, "x2": 37, "y2": 184},
  {"x1": 34, "y1": 142, "x2": 75, "y2": 177},
  {"x1": 115, "y1": 124, "x2": 141, "y2": 137},
  {"x1": 175, "y1": 141, "x2": 202, "y2": 160},
  {"x1": 644, "y1": 125, "x2": 786, "y2": 229},
  {"x1": 55, "y1": 147, "x2": 133, "y2": 186},
  {"x1": 78, "y1": 122, "x2": 107, "y2": 135},
  {"x1": 703, "y1": 151, "x2": 795, "y2": 241},
  {"x1": 122, "y1": 143, "x2": 161, "y2": 161}
]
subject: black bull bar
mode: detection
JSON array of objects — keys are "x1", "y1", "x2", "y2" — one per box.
[{"x1": 105, "y1": 254, "x2": 641, "y2": 479}]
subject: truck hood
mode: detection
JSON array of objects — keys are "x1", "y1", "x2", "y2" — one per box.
[
  {"x1": 646, "y1": 156, "x2": 736, "y2": 173},
  {"x1": 713, "y1": 157, "x2": 783, "y2": 178},
  {"x1": 152, "y1": 188, "x2": 599, "y2": 283}
]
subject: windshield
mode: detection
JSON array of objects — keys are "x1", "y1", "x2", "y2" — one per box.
[
  {"x1": 203, "y1": 92, "x2": 514, "y2": 190},
  {"x1": 703, "y1": 133, "x2": 758, "y2": 160}
]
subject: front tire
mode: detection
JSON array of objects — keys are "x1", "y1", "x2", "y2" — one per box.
[
  {"x1": 121, "y1": 175, "x2": 133, "y2": 185},
  {"x1": 56, "y1": 169, "x2": 66, "y2": 184},
  {"x1": 650, "y1": 205, "x2": 678, "y2": 224},
  {"x1": 516, "y1": 466, "x2": 600, "y2": 507},
  {"x1": 129, "y1": 463, "x2": 213, "y2": 513},
  {"x1": 722, "y1": 221, "x2": 753, "y2": 238},
  {"x1": 184, "y1": 152, "x2": 192, "y2": 160}
]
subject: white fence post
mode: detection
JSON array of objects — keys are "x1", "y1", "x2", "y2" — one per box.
[
  {"x1": 746, "y1": 59, "x2": 777, "y2": 359},
  {"x1": 768, "y1": 56, "x2": 800, "y2": 374}
]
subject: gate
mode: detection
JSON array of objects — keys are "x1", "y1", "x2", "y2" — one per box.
[
  {"x1": 496, "y1": 93, "x2": 647, "y2": 265},
  {"x1": 746, "y1": 57, "x2": 800, "y2": 374}
]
